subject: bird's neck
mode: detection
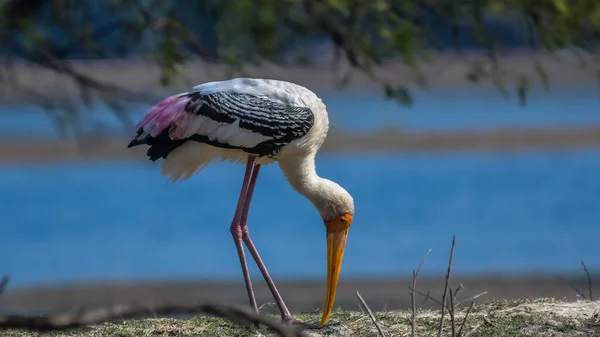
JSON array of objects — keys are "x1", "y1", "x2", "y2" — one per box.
[{"x1": 278, "y1": 153, "x2": 332, "y2": 217}]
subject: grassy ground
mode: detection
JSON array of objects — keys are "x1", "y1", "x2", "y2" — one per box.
[{"x1": 2, "y1": 298, "x2": 599, "y2": 337}]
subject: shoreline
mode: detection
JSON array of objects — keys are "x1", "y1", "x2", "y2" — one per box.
[
  {"x1": 1, "y1": 125, "x2": 600, "y2": 163},
  {"x1": 1, "y1": 51, "x2": 599, "y2": 105},
  {"x1": 1, "y1": 274, "x2": 597, "y2": 316}
]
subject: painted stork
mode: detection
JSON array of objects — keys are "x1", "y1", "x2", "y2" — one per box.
[{"x1": 127, "y1": 78, "x2": 354, "y2": 327}]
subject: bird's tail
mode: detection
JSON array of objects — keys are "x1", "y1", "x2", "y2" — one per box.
[
  {"x1": 130, "y1": 92, "x2": 191, "y2": 144},
  {"x1": 127, "y1": 90, "x2": 217, "y2": 182},
  {"x1": 161, "y1": 142, "x2": 217, "y2": 183}
]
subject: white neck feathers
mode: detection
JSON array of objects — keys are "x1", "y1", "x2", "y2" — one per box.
[{"x1": 278, "y1": 154, "x2": 354, "y2": 220}]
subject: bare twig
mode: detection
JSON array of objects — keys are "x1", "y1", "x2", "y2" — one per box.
[
  {"x1": 455, "y1": 292, "x2": 489, "y2": 307},
  {"x1": 411, "y1": 270, "x2": 418, "y2": 335},
  {"x1": 414, "y1": 250, "x2": 433, "y2": 279},
  {"x1": 408, "y1": 287, "x2": 445, "y2": 307},
  {"x1": 0, "y1": 276, "x2": 304, "y2": 336},
  {"x1": 0, "y1": 275, "x2": 8, "y2": 299},
  {"x1": 449, "y1": 283, "x2": 466, "y2": 336},
  {"x1": 411, "y1": 248, "x2": 432, "y2": 337},
  {"x1": 462, "y1": 323, "x2": 482, "y2": 337},
  {"x1": 557, "y1": 275, "x2": 587, "y2": 300},
  {"x1": 449, "y1": 288, "x2": 456, "y2": 337},
  {"x1": 356, "y1": 291, "x2": 386, "y2": 337},
  {"x1": 437, "y1": 235, "x2": 456, "y2": 337},
  {"x1": 422, "y1": 290, "x2": 434, "y2": 305},
  {"x1": 453, "y1": 284, "x2": 464, "y2": 299},
  {"x1": 581, "y1": 260, "x2": 593, "y2": 301},
  {"x1": 258, "y1": 302, "x2": 277, "y2": 312},
  {"x1": 0, "y1": 301, "x2": 306, "y2": 337},
  {"x1": 409, "y1": 287, "x2": 487, "y2": 312},
  {"x1": 456, "y1": 302, "x2": 475, "y2": 337}
]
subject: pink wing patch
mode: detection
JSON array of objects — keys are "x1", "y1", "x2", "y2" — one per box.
[{"x1": 137, "y1": 94, "x2": 193, "y2": 139}]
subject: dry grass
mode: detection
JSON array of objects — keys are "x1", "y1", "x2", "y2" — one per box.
[{"x1": 1, "y1": 298, "x2": 599, "y2": 337}]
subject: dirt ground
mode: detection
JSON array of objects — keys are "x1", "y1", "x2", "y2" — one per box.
[
  {"x1": 3, "y1": 298, "x2": 600, "y2": 337},
  {"x1": 1, "y1": 274, "x2": 597, "y2": 317},
  {"x1": 2, "y1": 125, "x2": 600, "y2": 163}
]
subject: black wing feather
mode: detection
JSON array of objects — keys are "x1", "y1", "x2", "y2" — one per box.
[{"x1": 128, "y1": 91, "x2": 315, "y2": 161}]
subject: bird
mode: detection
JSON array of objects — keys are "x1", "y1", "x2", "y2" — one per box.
[{"x1": 127, "y1": 77, "x2": 354, "y2": 327}]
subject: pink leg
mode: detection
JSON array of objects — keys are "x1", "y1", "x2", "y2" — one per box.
[
  {"x1": 230, "y1": 156, "x2": 258, "y2": 313},
  {"x1": 239, "y1": 164, "x2": 294, "y2": 322}
]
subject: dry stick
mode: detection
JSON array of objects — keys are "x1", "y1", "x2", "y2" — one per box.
[
  {"x1": 455, "y1": 292, "x2": 488, "y2": 307},
  {"x1": 0, "y1": 301, "x2": 305, "y2": 337},
  {"x1": 0, "y1": 275, "x2": 8, "y2": 299},
  {"x1": 448, "y1": 288, "x2": 456, "y2": 337},
  {"x1": 411, "y1": 249, "x2": 432, "y2": 337},
  {"x1": 422, "y1": 290, "x2": 434, "y2": 305},
  {"x1": 456, "y1": 302, "x2": 475, "y2": 337},
  {"x1": 409, "y1": 287, "x2": 445, "y2": 307},
  {"x1": 449, "y1": 284, "x2": 464, "y2": 337},
  {"x1": 581, "y1": 260, "x2": 593, "y2": 301},
  {"x1": 557, "y1": 275, "x2": 587, "y2": 300},
  {"x1": 462, "y1": 323, "x2": 482, "y2": 337},
  {"x1": 411, "y1": 270, "x2": 418, "y2": 336},
  {"x1": 453, "y1": 284, "x2": 464, "y2": 299},
  {"x1": 258, "y1": 302, "x2": 277, "y2": 311},
  {"x1": 356, "y1": 291, "x2": 386, "y2": 337},
  {"x1": 408, "y1": 287, "x2": 488, "y2": 311},
  {"x1": 437, "y1": 235, "x2": 456, "y2": 337}
]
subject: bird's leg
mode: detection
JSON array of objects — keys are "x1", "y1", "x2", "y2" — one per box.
[
  {"x1": 230, "y1": 155, "x2": 258, "y2": 314},
  {"x1": 239, "y1": 164, "x2": 297, "y2": 324}
]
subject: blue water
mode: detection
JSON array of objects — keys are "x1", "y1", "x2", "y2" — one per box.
[
  {"x1": 2, "y1": 88, "x2": 600, "y2": 289},
  {"x1": 2, "y1": 86, "x2": 600, "y2": 137},
  {"x1": 2, "y1": 149, "x2": 600, "y2": 289}
]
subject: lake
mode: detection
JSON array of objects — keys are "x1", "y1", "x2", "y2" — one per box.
[
  {"x1": 1, "y1": 87, "x2": 600, "y2": 289},
  {"x1": 1, "y1": 149, "x2": 599, "y2": 289},
  {"x1": 2, "y1": 86, "x2": 600, "y2": 137}
]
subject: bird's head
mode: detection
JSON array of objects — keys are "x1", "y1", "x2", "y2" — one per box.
[
  {"x1": 320, "y1": 212, "x2": 353, "y2": 327},
  {"x1": 314, "y1": 180, "x2": 354, "y2": 327}
]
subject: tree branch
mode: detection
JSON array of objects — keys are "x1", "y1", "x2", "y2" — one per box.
[
  {"x1": 0, "y1": 300, "x2": 307, "y2": 336},
  {"x1": 0, "y1": 275, "x2": 307, "y2": 336}
]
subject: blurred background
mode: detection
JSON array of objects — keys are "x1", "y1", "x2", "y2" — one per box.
[{"x1": 0, "y1": 0, "x2": 599, "y2": 316}]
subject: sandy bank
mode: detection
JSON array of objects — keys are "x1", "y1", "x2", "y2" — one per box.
[
  {"x1": 4, "y1": 297, "x2": 599, "y2": 336},
  {"x1": 1, "y1": 126, "x2": 600, "y2": 163},
  {"x1": 1, "y1": 275, "x2": 597, "y2": 317},
  {"x1": 0, "y1": 51, "x2": 598, "y2": 105}
]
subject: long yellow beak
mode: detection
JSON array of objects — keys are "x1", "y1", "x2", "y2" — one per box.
[{"x1": 319, "y1": 228, "x2": 349, "y2": 327}]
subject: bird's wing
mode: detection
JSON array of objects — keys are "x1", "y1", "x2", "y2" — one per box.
[
  {"x1": 192, "y1": 78, "x2": 310, "y2": 107},
  {"x1": 129, "y1": 80, "x2": 315, "y2": 158}
]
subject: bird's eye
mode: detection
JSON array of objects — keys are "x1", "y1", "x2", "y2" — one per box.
[{"x1": 339, "y1": 217, "x2": 346, "y2": 223}]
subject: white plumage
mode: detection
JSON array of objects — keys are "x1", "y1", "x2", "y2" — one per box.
[
  {"x1": 128, "y1": 77, "x2": 354, "y2": 328},
  {"x1": 130, "y1": 78, "x2": 329, "y2": 182}
]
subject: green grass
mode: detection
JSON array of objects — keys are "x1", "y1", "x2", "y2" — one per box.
[{"x1": 3, "y1": 298, "x2": 599, "y2": 337}]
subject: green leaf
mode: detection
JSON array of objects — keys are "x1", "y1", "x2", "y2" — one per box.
[{"x1": 383, "y1": 83, "x2": 413, "y2": 106}]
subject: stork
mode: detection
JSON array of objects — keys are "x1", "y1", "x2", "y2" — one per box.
[{"x1": 127, "y1": 77, "x2": 354, "y2": 327}]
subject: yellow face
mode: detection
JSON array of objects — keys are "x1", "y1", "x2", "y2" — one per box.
[{"x1": 320, "y1": 213, "x2": 353, "y2": 327}]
